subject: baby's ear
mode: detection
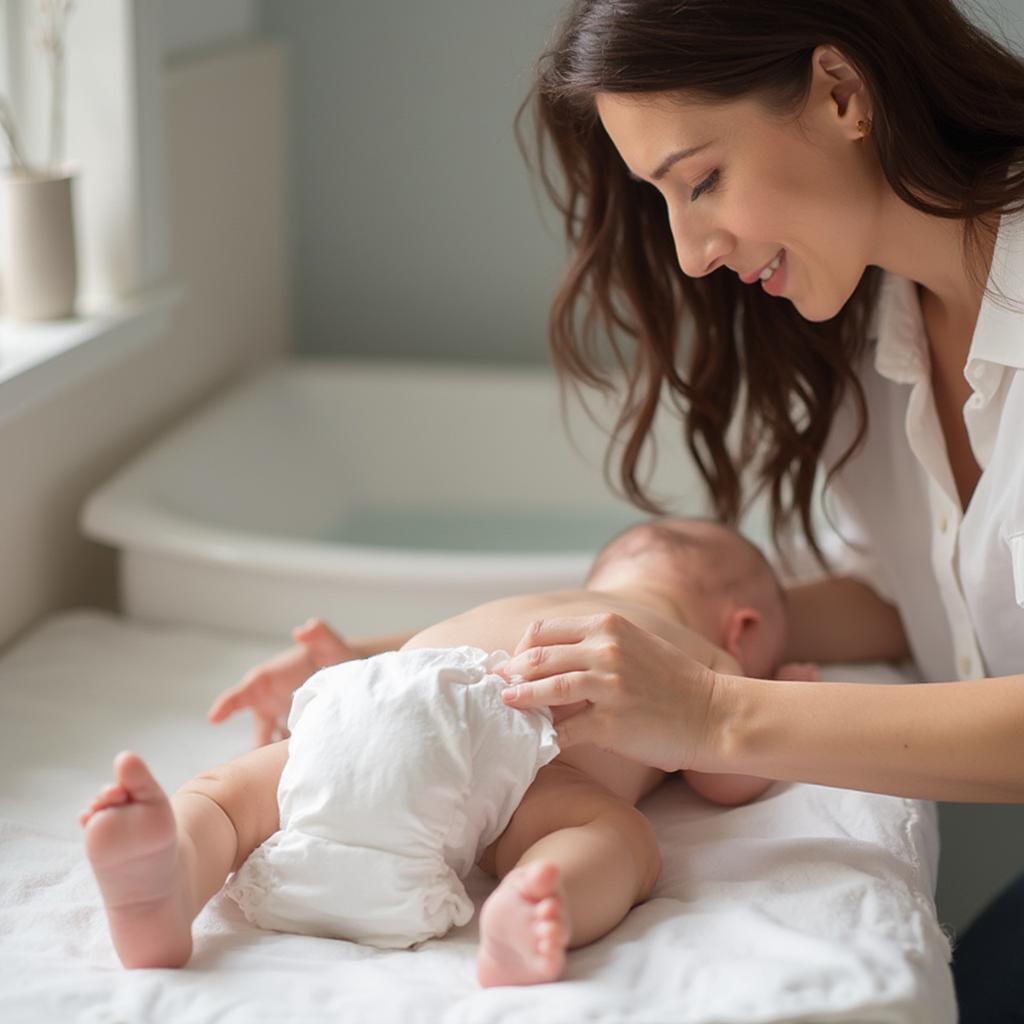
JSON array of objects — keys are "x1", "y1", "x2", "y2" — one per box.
[{"x1": 721, "y1": 607, "x2": 764, "y2": 676}]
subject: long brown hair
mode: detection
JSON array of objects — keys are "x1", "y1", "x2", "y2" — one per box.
[{"x1": 515, "y1": 0, "x2": 1024, "y2": 565}]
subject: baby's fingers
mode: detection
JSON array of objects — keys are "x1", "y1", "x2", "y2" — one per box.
[
  {"x1": 207, "y1": 686, "x2": 245, "y2": 723},
  {"x1": 208, "y1": 669, "x2": 269, "y2": 723},
  {"x1": 255, "y1": 716, "x2": 275, "y2": 748}
]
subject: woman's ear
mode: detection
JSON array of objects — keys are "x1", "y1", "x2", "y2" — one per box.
[
  {"x1": 721, "y1": 606, "x2": 764, "y2": 675},
  {"x1": 811, "y1": 44, "x2": 871, "y2": 139}
]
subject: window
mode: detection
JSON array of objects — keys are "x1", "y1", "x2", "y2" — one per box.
[{"x1": 0, "y1": 0, "x2": 179, "y2": 423}]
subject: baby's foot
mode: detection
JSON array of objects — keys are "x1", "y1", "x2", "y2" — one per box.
[
  {"x1": 477, "y1": 860, "x2": 570, "y2": 987},
  {"x1": 80, "y1": 751, "x2": 192, "y2": 968},
  {"x1": 292, "y1": 618, "x2": 354, "y2": 667}
]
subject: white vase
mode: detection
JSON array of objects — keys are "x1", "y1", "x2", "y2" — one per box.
[{"x1": 2, "y1": 170, "x2": 78, "y2": 321}]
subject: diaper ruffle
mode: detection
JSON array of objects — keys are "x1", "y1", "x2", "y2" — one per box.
[
  {"x1": 224, "y1": 839, "x2": 278, "y2": 926},
  {"x1": 226, "y1": 829, "x2": 474, "y2": 949}
]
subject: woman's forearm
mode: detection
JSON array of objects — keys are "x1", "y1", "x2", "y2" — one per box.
[
  {"x1": 711, "y1": 672, "x2": 1024, "y2": 802},
  {"x1": 783, "y1": 576, "x2": 910, "y2": 664}
]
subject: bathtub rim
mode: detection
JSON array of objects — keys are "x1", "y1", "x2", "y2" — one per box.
[
  {"x1": 82, "y1": 495, "x2": 595, "y2": 585},
  {"x1": 80, "y1": 355, "x2": 624, "y2": 586}
]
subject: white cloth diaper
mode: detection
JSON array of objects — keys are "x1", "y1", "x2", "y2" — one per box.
[{"x1": 225, "y1": 646, "x2": 559, "y2": 949}]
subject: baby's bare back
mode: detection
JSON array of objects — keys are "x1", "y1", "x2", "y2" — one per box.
[{"x1": 401, "y1": 588, "x2": 730, "y2": 805}]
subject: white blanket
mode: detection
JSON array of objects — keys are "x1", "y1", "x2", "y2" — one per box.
[{"x1": 0, "y1": 611, "x2": 956, "y2": 1023}]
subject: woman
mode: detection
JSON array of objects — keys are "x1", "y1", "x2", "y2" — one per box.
[{"x1": 492, "y1": 1, "x2": 1024, "y2": 1019}]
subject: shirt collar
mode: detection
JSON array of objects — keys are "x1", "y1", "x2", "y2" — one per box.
[
  {"x1": 872, "y1": 272, "x2": 929, "y2": 384},
  {"x1": 967, "y1": 208, "x2": 1024, "y2": 372},
  {"x1": 871, "y1": 207, "x2": 1024, "y2": 384}
]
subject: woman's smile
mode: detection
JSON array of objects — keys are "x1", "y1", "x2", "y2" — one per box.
[
  {"x1": 759, "y1": 248, "x2": 787, "y2": 296},
  {"x1": 736, "y1": 248, "x2": 785, "y2": 286}
]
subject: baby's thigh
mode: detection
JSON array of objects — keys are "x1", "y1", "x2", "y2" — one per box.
[
  {"x1": 176, "y1": 738, "x2": 288, "y2": 868},
  {"x1": 481, "y1": 761, "x2": 659, "y2": 881}
]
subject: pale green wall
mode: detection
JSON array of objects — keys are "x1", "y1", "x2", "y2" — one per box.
[{"x1": 258, "y1": 0, "x2": 566, "y2": 364}]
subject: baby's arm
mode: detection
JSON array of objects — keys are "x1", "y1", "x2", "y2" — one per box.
[
  {"x1": 682, "y1": 769, "x2": 774, "y2": 806},
  {"x1": 208, "y1": 619, "x2": 423, "y2": 746},
  {"x1": 681, "y1": 653, "x2": 820, "y2": 806},
  {"x1": 207, "y1": 619, "x2": 353, "y2": 745}
]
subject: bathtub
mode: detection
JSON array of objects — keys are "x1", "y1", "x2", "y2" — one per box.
[{"x1": 81, "y1": 358, "x2": 731, "y2": 640}]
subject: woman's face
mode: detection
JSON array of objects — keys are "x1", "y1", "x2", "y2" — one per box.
[{"x1": 594, "y1": 56, "x2": 885, "y2": 322}]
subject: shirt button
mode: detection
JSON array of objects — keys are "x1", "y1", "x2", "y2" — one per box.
[
  {"x1": 960, "y1": 655, "x2": 973, "y2": 676},
  {"x1": 969, "y1": 393, "x2": 985, "y2": 409},
  {"x1": 938, "y1": 514, "x2": 949, "y2": 533}
]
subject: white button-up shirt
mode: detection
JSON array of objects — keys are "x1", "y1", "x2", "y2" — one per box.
[{"x1": 818, "y1": 211, "x2": 1024, "y2": 682}]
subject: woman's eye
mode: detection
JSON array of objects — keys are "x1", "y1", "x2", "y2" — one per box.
[{"x1": 691, "y1": 169, "x2": 720, "y2": 201}]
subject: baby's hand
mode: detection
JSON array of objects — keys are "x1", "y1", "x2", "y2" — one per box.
[
  {"x1": 774, "y1": 661, "x2": 822, "y2": 682},
  {"x1": 207, "y1": 618, "x2": 357, "y2": 747}
]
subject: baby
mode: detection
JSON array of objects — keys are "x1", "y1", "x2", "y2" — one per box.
[{"x1": 80, "y1": 517, "x2": 817, "y2": 986}]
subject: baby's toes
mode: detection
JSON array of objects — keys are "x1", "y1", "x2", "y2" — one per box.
[
  {"x1": 535, "y1": 918, "x2": 567, "y2": 956},
  {"x1": 88, "y1": 783, "x2": 129, "y2": 814},
  {"x1": 535, "y1": 895, "x2": 561, "y2": 922},
  {"x1": 98, "y1": 783, "x2": 129, "y2": 805},
  {"x1": 79, "y1": 785, "x2": 127, "y2": 827},
  {"x1": 534, "y1": 894, "x2": 570, "y2": 958}
]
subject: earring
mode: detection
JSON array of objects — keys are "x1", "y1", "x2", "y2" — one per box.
[{"x1": 857, "y1": 117, "x2": 873, "y2": 137}]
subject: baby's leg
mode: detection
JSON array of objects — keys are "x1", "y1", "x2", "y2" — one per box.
[
  {"x1": 80, "y1": 740, "x2": 287, "y2": 968},
  {"x1": 476, "y1": 761, "x2": 661, "y2": 987}
]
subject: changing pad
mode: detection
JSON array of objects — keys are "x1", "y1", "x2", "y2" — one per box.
[{"x1": 0, "y1": 611, "x2": 956, "y2": 1023}]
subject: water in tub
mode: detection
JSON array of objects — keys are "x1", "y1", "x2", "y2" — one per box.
[{"x1": 333, "y1": 504, "x2": 638, "y2": 553}]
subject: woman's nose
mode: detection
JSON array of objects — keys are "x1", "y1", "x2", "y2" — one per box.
[
  {"x1": 675, "y1": 234, "x2": 731, "y2": 278},
  {"x1": 669, "y1": 207, "x2": 731, "y2": 278}
]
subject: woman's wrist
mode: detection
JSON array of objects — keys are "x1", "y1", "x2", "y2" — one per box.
[{"x1": 702, "y1": 671, "x2": 763, "y2": 774}]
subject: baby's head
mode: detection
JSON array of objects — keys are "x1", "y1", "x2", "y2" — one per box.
[{"x1": 585, "y1": 517, "x2": 787, "y2": 679}]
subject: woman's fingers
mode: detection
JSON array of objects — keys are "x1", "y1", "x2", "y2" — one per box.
[
  {"x1": 500, "y1": 641, "x2": 592, "y2": 684},
  {"x1": 502, "y1": 610, "x2": 715, "y2": 773},
  {"x1": 501, "y1": 670, "x2": 593, "y2": 709},
  {"x1": 510, "y1": 614, "x2": 611, "y2": 657},
  {"x1": 501, "y1": 614, "x2": 629, "y2": 709}
]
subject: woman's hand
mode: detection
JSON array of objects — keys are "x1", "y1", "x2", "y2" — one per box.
[
  {"x1": 207, "y1": 618, "x2": 358, "y2": 747},
  {"x1": 498, "y1": 613, "x2": 723, "y2": 773}
]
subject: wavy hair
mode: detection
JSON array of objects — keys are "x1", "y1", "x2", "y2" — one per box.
[{"x1": 515, "y1": 0, "x2": 1024, "y2": 565}]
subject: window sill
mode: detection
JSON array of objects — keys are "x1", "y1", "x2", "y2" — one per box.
[{"x1": 0, "y1": 284, "x2": 184, "y2": 427}]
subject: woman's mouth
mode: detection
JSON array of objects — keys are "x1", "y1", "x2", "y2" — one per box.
[{"x1": 759, "y1": 248, "x2": 787, "y2": 296}]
